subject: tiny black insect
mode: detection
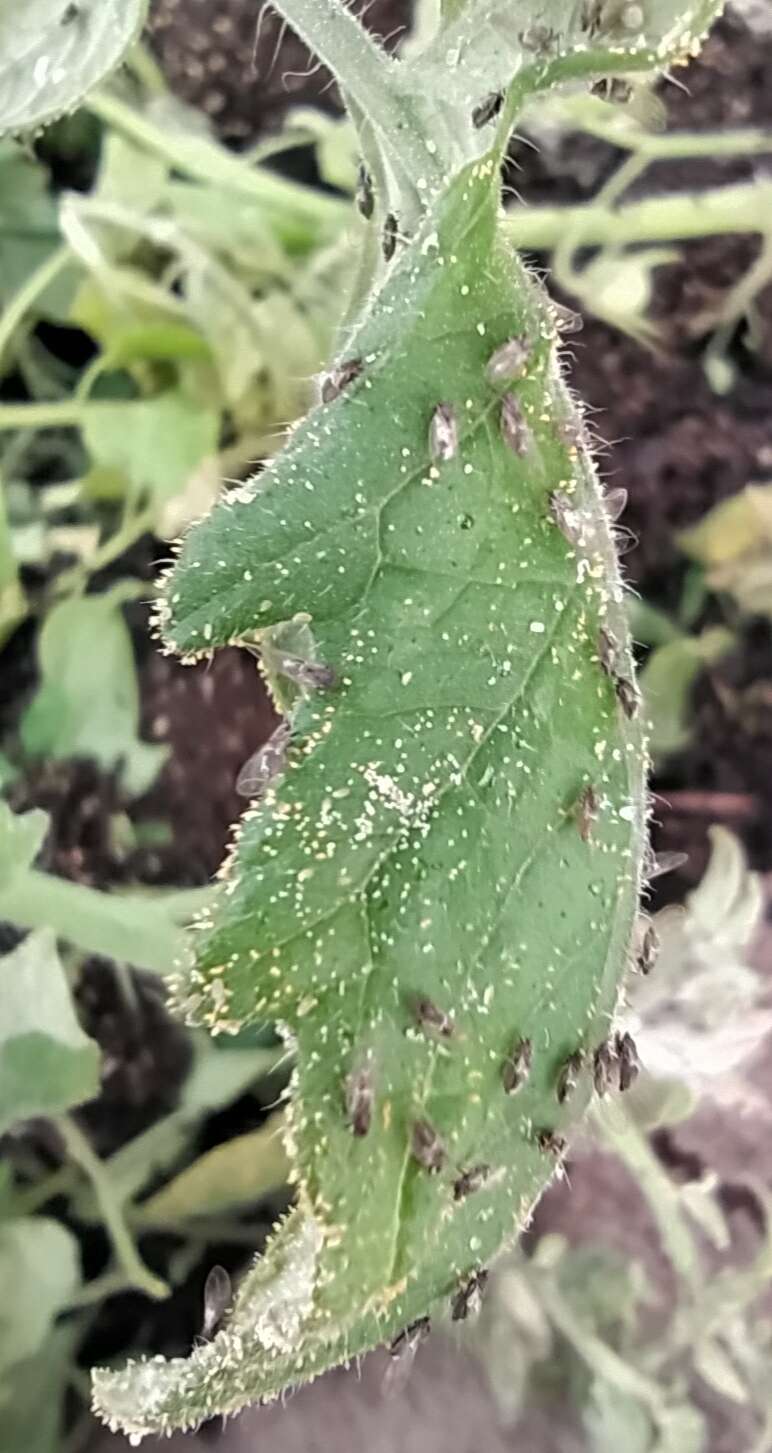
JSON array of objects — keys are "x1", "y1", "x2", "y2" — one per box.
[
  {"x1": 615, "y1": 674, "x2": 640, "y2": 720},
  {"x1": 472, "y1": 90, "x2": 504, "y2": 129},
  {"x1": 278, "y1": 654, "x2": 337, "y2": 691},
  {"x1": 637, "y1": 922, "x2": 659, "y2": 976},
  {"x1": 429, "y1": 403, "x2": 459, "y2": 463},
  {"x1": 615, "y1": 1031, "x2": 641, "y2": 1092},
  {"x1": 451, "y1": 1268, "x2": 489, "y2": 1322},
  {"x1": 536, "y1": 1128, "x2": 567, "y2": 1157},
  {"x1": 593, "y1": 1039, "x2": 615, "y2": 1097},
  {"x1": 453, "y1": 1163, "x2": 490, "y2": 1201},
  {"x1": 486, "y1": 336, "x2": 531, "y2": 386},
  {"x1": 389, "y1": 1315, "x2": 431, "y2": 1358},
  {"x1": 355, "y1": 162, "x2": 374, "y2": 220},
  {"x1": 556, "y1": 1050, "x2": 583, "y2": 1105},
  {"x1": 382, "y1": 212, "x2": 399, "y2": 262},
  {"x1": 236, "y1": 720, "x2": 291, "y2": 798},
  {"x1": 411, "y1": 1118, "x2": 445, "y2": 1173},
  {"x1": 321, "y1": 357, "x2": 363, "y2": 404},
  {"x1": 500, "y1": 391, "x2": 531, "y2": 456},
  {"x1": 344, "y1": 1065, "x2": 374, "y2": 1136},
  {"x1": 502, "y1": 1036, "x2": 532, "y2": 1094},
  {"x1": 575, "y1": 784, "x2": 599, "y2": 844},
  {"x1": 201, "y1": 1264, "x2": 232, "y2": 1340},
  {"x1": 415, "y1": 996, "x2": 454, "y2": 1039}
]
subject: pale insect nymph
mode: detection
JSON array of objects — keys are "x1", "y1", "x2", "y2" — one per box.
[
  {"x1": 235, "y1": 720, "x2": 291, "y2": 798},
  {"x1": 201, "y1": 1264, "x2": 232, "y2": 1341}
]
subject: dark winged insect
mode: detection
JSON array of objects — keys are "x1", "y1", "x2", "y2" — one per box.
[
  {"x1": 500, "y1": 391, "x2": 531, "y2": 456},
  {"x1": 593, "y1": 1039, "x2": 616, "y2": 1096},
  {"x1": 61, "y1": 1, "x2": 80, "y2": 20},
  {"x1": 355, "y1": 162, "x2": 374, "y2": 220},
  {"x1": 320, "y1": 357, "x2": 363, "y2": 404},
  {"x1": 647, "y1": 849, "x2": 688, "y2": 881},
  {"x1": 201, "y1": 1265, "x2": 232, "y2": 1340},
  {"x1": 556, "y1": 1050, "x2": 583, "y2": 1105},
  {"x1": 575, "y1": 784, "x2": 599, "y2": 843},
  {"x1": 605, "y1": 487, "x2": 628, "y2": 522},
  {"x1": 536, "y1": 1129, "x2": 567, "y2": 1157},
  {"x1": 382, "y1": 212, "x2": 399, "y2": 261},
  {"x1": 502, "y1": 1036, "x2": 532, "y2": 1094},
  {"x1": 637, "y1": 922, "x2": 659, "y2": 975},
  {"x1": 278, "y1": 653, "x2": 337, "y2": 690},
  {"x1": 486, "y1": 336, "x2": 530, "y2": 385},
  {"x1": 414, "y1": 996, "x2": 454, "y2": 1039},
  {"x1": 519, "y1": 23, "x2": 558, "y2": 52},
  {"x1": 551, "y1": 300, "x2": 584, "y2": 334},
  {"x1": 429, "y1": 403, "x2": 459, "y2": 463},
  {"x1": 389, "y1": 1315, "x2": 431, "y2": 1358},
  {"x1": 344, "y1": 1065, "x2": 374, "y2": 1136},
  {"x1": 615, "y1": 1031, "x2": 641, "y2": 1092},
  {"x1": 472, "y1": 90, "x2": 504, "y2": 128},
  {"x1": 451, "y1": 1269, "x2": 489, "y2": 1322},
  {"x1": 598, "y1": 626, "x2": 618, "y2": 678},
  {"x1": 549, "y1": 490, "x2": 583, "y2": 548},
  {"x1": 235, "y1": 720, "x2": 291, "y2": 798},
  {"x1": 615, "y1": 674, "x2": 640, "y2": 720},
  {"x1": 411, "y1": 1118, "x2": 445, "y2": 1173},
  {"x1": 453, "y1": 1163, "x2": 490, "y2": 1201}
]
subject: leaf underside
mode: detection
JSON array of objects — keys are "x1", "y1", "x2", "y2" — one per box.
[
  {"x1": 93, "y1": 160, "x2": 646, "y2": 1437},
  {"x1": 0, "y1": 0, "x2": 148, "y2": 137}
]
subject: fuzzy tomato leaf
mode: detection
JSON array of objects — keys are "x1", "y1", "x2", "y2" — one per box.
[
  {"x1": 94, "y1": 160, "x2": 646, "y2": 1437},
  {"x1": 0, "y1": 0, "x2": 148, "y2": 138}
]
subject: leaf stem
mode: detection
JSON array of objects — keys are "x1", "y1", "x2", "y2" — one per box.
[
  {"x1": 0, "y1": 244, "x2": 73, "y2": 373},
  {"x1": 503, "y1": 180, "x2": 772, "y2": 252},
  {"x1": 0, "y1": 868, "x2": 198, "y2": 974},
  {"x1": 57, "y1": 1114, "x2": 170, "y2": 1302}
]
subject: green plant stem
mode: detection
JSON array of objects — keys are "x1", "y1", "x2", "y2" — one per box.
[
  {"x1": 503, "y1": 180, "x2": 772, "y2": 252},
  {"x1": 0, "y1": 244, "x2": 73, "y2": 372},
  {"x1": 51, "y1": 503, "x2": 157, "y2": 598},
  {"x1": 592, "y1": 1103, "x2": 700, "y2": 1291},
  {"x1": 0, "y1": 398, "x2": 88, "y2": 432},
  {"x1": 57, "y1": 1114, "x2": 170, "y2": 1302},
  {"x1": 252, "y1": 0, "x2": 442, "y2": 202},
  {"x1": 534, "y1": 1273, "x2": 667, "y2": 1414},
  {"x1": 86, "y1": 89, "x2": 349, "y2": 232},
  {"x1": 0, "y1": 868, "x2": 201, "y2": 974}
]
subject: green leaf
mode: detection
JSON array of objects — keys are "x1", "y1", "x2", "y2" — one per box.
[
  {"x1": 82, "y1": 392, "x2": 219, "y2": 514},
  {"x1": 0, "y1": 144, "x2": 61, "y2": 310},
  {"x1": 0, "y1": 1326, "x2": 74, "y2": 1453},
  {"x1": 0, "y1": 0, "x2": 149, "y2": 138},
  {"x1": 136, "y1": 1112, "x2": 289, "y2": 1224},
  {"x1": 583, "y1": 1379, "x2": 653, "y2": 1453},
  {"x1": 0, "y1": 928, "x2": 100, "y2": 1132},
  {"x1": 94, "y1": 161, "x2": 646, "y2": 1435},
  {"x1": 0, "y1": 801, "x2": 48, "y2": 891},
  {"x1": 0, "y1": 1217, "x2": 80, "y2": 1369},
  {"x1": 20, "y1": 581, "x2": 167, "y2": 796},
  {"x1": 638, "y1": 627, "x2": 733, "y2": 758}
]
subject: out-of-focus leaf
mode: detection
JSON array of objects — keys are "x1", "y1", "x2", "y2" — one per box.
[
  {"x1": 0, "y1": 927, "x2": 100, "y2": 1132},
  {"x1": 678, "y1": 485, "x2": 772, "y2": 568},
  {"x1": 82, "y1": 392, "x2": 219, "y2": 513},
  {"x1": 72, "y1": 1038, "x2": 285, "y2": 1217},
  {"x1": 630, "y1": 828, "x2": 768, "y2": 1091},
  {"x1": 651, "y1": 1404, "x2": 706, "y2": 1453},
  {"x1": 0, "y1": 145, "x2": 63, "y2": 311},
  {"x1": 0, "y1": 1218, "x2": 79, "y2": 1369},
  {"x1": 96, "y1": 133, "x2": 168, "y2": 215},
  {"x1": 639, "y1": 627, "x2": 733, "y2": 757},
  {"x1": 623, "y1": 1074, "x2": 696, "y2": 1131},
  {"x1": 136, "y1": 1112, "x2": 289, "y2": 1224},
  {"x1": 0, "y1": 801, "x2": 48, "y2": 891},
  {"x1": 678, "y1": 1177, "x2": 731, "y2": 1252},
  {"x1": 583, "y1": 1379, "x2": 653, "y2": 1453},
  {"x1": 20, "y1": 581, "x2": 167, "y2": 796},
  {"x1": 0, "y1": 1325, "x2": 74, "y2": 1453},
  {"x1": 693, "y1": 1338, "x2": 747, "y2": 1403},
  {"x1": 0, "y1": 482, "x2": 26, "y2": 647},
  {"x1": 0, "y1": 0, "x2": 148, "y2": 137}
]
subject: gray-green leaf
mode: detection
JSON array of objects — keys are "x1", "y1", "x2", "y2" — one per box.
[
  {"x1": 0, "y1": 928, "x2": 100, "y2": 1131},
  {"x1": 0, "y1": 1218, "x2": 80, "y2": 1370},
  {"x1": 20, "y1": 581, "x2": 167, "y2": 796},
  {"x1": 0, "y1": 0, "x2": 148, "y2": 137}
]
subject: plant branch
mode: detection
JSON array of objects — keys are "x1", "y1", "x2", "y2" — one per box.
[
  {"x1": 57, "y1": 1115, "x2": 169, "y2": 1302},
  {"x1": 503, "y1": 180, "x2": 772, "y2": 252}
]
